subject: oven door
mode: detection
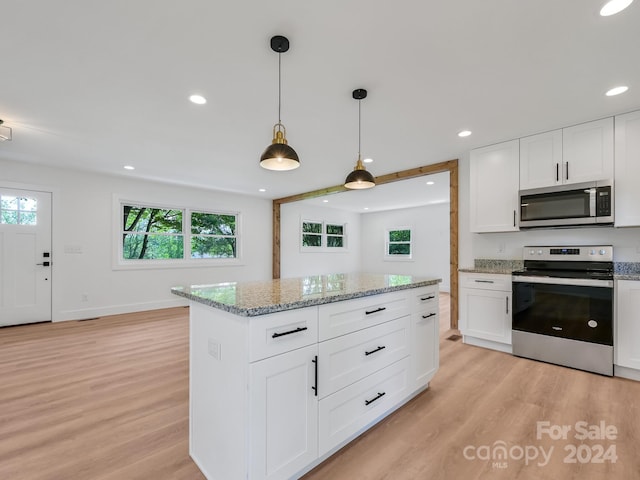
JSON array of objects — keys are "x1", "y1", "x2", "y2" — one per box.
[{"x1": 512, "y1": 276, "x2": 613, "y2": 345}]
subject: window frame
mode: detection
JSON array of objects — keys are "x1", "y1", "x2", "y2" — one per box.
[
  {"x1": 300, "y1": 219, "x2": 347, "y2": 252},
  {"x1": 113, "y1": 196, "x2": 242, "y2": 270},
  {"x1": 385, "y1": 227, "x2": 413, "y2": 261}
]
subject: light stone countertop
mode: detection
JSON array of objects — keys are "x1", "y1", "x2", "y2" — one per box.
[{"x1": 171, "y1": 273, "x2": 441, "y2": 317}]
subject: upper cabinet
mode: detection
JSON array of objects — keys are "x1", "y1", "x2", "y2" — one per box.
[
  {"x1": 519, "y1": 129, "x2": 563, "y2": 189},
  {"x1": 561, "y1": 117, "x2": 614, "y2": 185},
  {"x1": 470, "y1": 139, "x2": 519, "y2": 233},
  {"x1": 614, "y1": 110, "x2": 640, "y2": 227},
  {"x1": 519, "y1": 118, "x2": 614, "y2": 190}
]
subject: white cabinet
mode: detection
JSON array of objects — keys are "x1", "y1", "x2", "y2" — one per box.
[
  {"x1": 562, "y1": 117, "x2": 614, "y2": 185},
  {"x1": 469, "y1": 140, "x2": 519, "y2": 232},
  {"x1": 519, "y1": 118, "x2": 614, "y2": 190},
  {"x1": 519, "y1": 129, "x2": 563, "y2": 189},
  {"x1": 250, "y1": 344, "x2": 318, "y2": 480},
  {"x1": 614, "y1": 110, "x2": 640, "y2": 227},
  {"x1": 459, "y1": 272, "x2": 512, "y2": 352},
  {"x1": 411, "y1": 287, "x2": 439, "y2": 390},
  {"x1": 615, "y1": 280, "x2": 640, "y2": 374}
]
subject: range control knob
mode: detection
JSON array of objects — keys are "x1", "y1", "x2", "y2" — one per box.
[
  {"x1": 590, "y1": 249, "x2": 596, "y2": 256},
  {"x1": 599, "y1": 249, "x2": 606, "y2": 255},
  {"x1": 530, "y1": 249, "x2": 536, "y2": 255},
  {"x1": 538, "y1": 249, "x2": 543, "y2": 255}
]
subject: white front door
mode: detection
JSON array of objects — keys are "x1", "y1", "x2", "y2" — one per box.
[{"x1": 0, "y1": 188, "x2": 52, "y2": 326}]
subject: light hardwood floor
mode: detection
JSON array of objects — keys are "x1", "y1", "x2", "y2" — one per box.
[{"x1": 2, "y1": 295, "x2": 639, "y2": 479}]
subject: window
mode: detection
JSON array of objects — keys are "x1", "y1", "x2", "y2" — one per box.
[
  {"x1": 1, "y1": 195, "x2": 38, "y2": 225},
  {"x1": 386, "y1": 228, "x2": 412, "y2": 258},
  {"x1": 120, "y1": 203, "x2": 239, "y2": 263},
  {"x1": 302, "y1": 221, "x2": 322, "y2": 247},
  {"x1": 326, "y1": 224, "x2": 344, "y2": 248},
  {"x1": 301, "y1": 220, "x2": 346, "y2": 251}
]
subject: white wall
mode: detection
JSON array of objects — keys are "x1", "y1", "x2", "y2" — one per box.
[
  {"x1": 1, "y1": 159, "x2": 272, "y2": 321},
  {"x1": 360, "y1": 203, "x2": 451, "y2": 292},
  {"x1": 280, "y1": 203, "x2": 361, "y2": 278}
]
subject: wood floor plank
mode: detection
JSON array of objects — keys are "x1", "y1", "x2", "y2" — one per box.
[{"x1": 2, "y1": 295, "x2": 640, "y2": 479}]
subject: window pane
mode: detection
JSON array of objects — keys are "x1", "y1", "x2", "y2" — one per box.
[
  {"x1": 388, "y1": 243, "x2": 411, "y2": 255},
  {"x1": 123, "y1": 234, "x2": 183, "y2": 259},
  {"x1": 123, "y1": 206, "x2": 183, "y2": 233},
  {"x1": 191, "y1": 236, "x2": 237, "y2": 258},
  {"x1": 19, "y1": 212, "x2": 37, "y2": 225},
  {"x1": 326, "y1": 224, "x2": 343, "y2": 235},
  {"x1": 191, "y1": 212, "x2": 236, "y2": 235},
  {"x1": 389, "y1": 230, "x2": 411, "y2": 242},
  {"x1": 327, "y1": 236, "x2": 344, "y2": 248},
  {"x1": 1, "y1": 196, "x2": 17, "y2": 210},
  {"x1": 303, "y1": 222, "x2": 322, "y2": 234},
  {"x1": 19, "y1": 197, "x2": 38, "y2": 211},
  {"x1": 1, "y1": 210, "x2": 18, "y2": 224},
  {"x1": 302, "y1": 234, "x2": 322, "y2": 247}
]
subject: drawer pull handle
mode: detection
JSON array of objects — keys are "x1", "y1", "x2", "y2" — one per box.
[
  {"x1": 422, "y1": 313, "x2": 436, "y2": 319},
  {"x1": 312, "y1": 356, "x2": 318, "y2": 397},
  {"x1": 365, "y1": 307, "x2": 387, "y2": 315},
  {"x1": 420, "y1": 295, "x2": 435, "y2": 301},
  {"x1": 365, "y1": 391, "x2": 386, "y2": 406},
  {"x1": 365, "y1": 345, "x2": 386, "y2": 356},
  {"x1": 474, "y1": 280, "x2": 494, "y2": 283},
  {"x1": 272, "y1": 326, "x2": 308, "y2": 338}
]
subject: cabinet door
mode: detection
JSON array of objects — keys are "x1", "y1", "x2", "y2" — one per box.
[
  {"x1": 470, "y1": 140, "x2": 519, "y2": 232},
  {"x1": 562, "y1": 117, "x2": 613, "y2": 185},
  {"x1": 250, "y1": 344, "x2": 318, "y2": 480},
  {"x1": 615, "y1": 280, "x2": 640, "y2": 370},
  {"x1": 614, "y1": 110, "x2": 640, "y2": 227},
  {"x1": 519, "y1": 129, "x2": 563, "y2": 189},
  {"x1": 459, "y1": 287, "x2": 512, "y2": 344},
  {"x1": 412, "y1": 309, "x2": 439, "y2": 390}
]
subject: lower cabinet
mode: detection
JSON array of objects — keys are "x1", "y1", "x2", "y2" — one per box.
[
  {"x1": 189, "y1": 285, "x2": 440, "y2": 480},
  {"x1": 250, "y1": 344, "x2": 319, "y2": 480},
  {"x1": 615, "y1": 280, "x2": 640, "y2": 374},
  {"x1": 459, "y1": 272, "x2": 512, "y2": 352}
]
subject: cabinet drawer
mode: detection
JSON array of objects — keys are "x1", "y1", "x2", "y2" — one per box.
[
  {"x1": 318, "y1": 290, "x2": 410, "y2": 341},
  {"x1": 318, "y1": 357, "x2": 410, "y2": 457},
  {"x1": 459, "y1": 272, "x2": 511, "y2": 291},
  {"x1": 410, "y1": 286, "x2": 438, "y2": 310},
  {"x1": 249, "y1": 307, "x2": 318, "y2": 362},
  {"x1": 318, "y1": 315, "x2": 410, "y2": 398}
]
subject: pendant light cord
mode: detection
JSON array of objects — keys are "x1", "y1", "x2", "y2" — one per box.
[
  {"x1": 278, "y1": 52, "x2": 282, "y2": 124},
  {"x1": 358, "y1": 99, "x2": 361, "y2": 158}
]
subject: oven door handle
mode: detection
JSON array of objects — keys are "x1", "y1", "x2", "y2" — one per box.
[{"x1": 511, "y1": 275, "x2": 613, "y2": 288}]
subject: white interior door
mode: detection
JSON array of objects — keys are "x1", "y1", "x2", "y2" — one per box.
[{"x1": 0, "y1": 188, "x2": 52, "y2": 326}]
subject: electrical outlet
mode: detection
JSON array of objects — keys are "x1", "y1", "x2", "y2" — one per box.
[{"x1": 208, "y1": 338, "x2": 221, "y2": 360}]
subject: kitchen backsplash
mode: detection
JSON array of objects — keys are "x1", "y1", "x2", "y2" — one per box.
[{"x1": 474, "y1": 259, "x2": 524, "y2": 271}]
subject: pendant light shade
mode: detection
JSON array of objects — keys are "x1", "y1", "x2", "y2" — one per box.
[
  {"x1": 344, "y1": 89, "x2": 375, "y2": 189},
  {"x1": 0, "y1": 119, "x2": 12, "y2": 142},
  {"x1": 260, "y1": 35, "x2": 300, "y2": 171}
]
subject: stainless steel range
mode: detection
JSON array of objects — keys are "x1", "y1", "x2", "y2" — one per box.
[{"x1": 511, "y1": 245, "x2": 614, "y2": 376}]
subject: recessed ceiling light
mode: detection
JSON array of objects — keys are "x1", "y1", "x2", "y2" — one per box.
[
  {"x1": 458, "y1": 130, "x2": 472, "y2": 137},
  {"x1": 323, "y1": 199, "x2": 329, "y2": 203},
  {"x1": 605, "y1": 85, "x2": 629, "y2": 96},
  {"x1": 258, "y1": 188, "x2": 266, "y2": 192},
  {"x1": 363, "y1": 158, "x2": 373, "y2": 163},
  {"x1": 600, "y1": 0, "x2": 634, "y2": 16},
  {"x1": 363, "y1": 207, "x2": 369, "y2": 210},
  {"x1": 123, "y1": 165, "x2": 135, "y2": 170},
  {"x1": 426, "y1": 181, "x2": 435, "y2": 185},
  {"x1": 189, "y1": 94, "x2": 207, "y2": 105}
]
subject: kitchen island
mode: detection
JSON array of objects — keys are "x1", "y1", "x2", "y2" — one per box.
[{"x1": 172, "y1": 273, "x2": 441, "y2": 480}]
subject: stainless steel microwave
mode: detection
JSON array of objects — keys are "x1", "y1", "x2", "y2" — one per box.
[{"x1": 519, "y1": 180, "x2": 613, "y2": 228}]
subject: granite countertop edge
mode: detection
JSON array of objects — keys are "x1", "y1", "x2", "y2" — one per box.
[{"x1": 172, "y1": 278, "x2": 441, "y2": 317}]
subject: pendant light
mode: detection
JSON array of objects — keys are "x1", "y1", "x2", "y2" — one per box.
[
  {"x1": 0, "y1": 119, "x2": 12, "y2": 141},
  {"x1": 260, "y1": 35, "x2": 300, "y2": 171},
  {"x1": 344, "y1": 89, "x2": 375, "y2": 189}
]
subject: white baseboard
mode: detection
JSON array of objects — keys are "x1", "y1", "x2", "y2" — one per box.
[
  {"x1": 614, "y1": 364, "x2": 640, "y2": 382},
  {"x1": 54, "y1": 298, "x2": 189, "y2": 322}
]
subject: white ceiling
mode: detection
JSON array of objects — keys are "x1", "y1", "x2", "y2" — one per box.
[{"x1": 1, "y1": 1, "x2": 639, "y2": 206}]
